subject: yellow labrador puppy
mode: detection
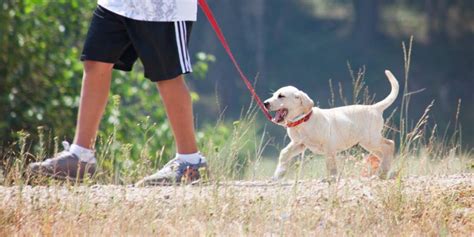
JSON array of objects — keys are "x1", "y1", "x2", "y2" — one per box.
[{"x1": 264, "y1": 70, "x2": 399, "y2": 179}]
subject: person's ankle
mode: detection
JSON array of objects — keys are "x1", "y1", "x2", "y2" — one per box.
[
  {"x1": 70, "y1": 144, "x2": 96, "y2": 163},
  {"x1": 176, "y1": 152, "x2": 205, "y2": 164}
]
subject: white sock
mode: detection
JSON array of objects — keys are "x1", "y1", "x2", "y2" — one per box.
[
  {"x1": 176, "y1": 152, "x2": 206, "y2": 164},
  {"x1": 70, "y1": 144, "x2": 96, "y2": 163}
]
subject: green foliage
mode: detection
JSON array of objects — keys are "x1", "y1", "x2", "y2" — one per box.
[
  {"x1": 192, "y1": 52, "x2": 216, "y2": 80},
  {"x1": 0, "y1": 0, "x2": 95, "y2": 144}
]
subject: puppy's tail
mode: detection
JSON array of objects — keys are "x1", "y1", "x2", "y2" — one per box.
[{"x1": 373, "y1": 70, "x2": 399, "y2": 112}]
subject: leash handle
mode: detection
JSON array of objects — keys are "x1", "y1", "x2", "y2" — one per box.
[{"x1": 198, "y1": 0, "x2": 274, "y2": 122}]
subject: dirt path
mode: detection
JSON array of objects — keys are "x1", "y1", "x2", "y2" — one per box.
[{"x1": 0, "y1": 173, "x2": 472, "y2": 236}]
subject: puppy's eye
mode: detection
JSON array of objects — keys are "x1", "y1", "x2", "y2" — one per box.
[{"x1": 278, "y1": 94, "x2": 285, "y2": 98}]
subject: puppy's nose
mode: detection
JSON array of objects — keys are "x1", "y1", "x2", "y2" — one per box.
[{"x1": 264, "y1": 101, "x2": 270, "y2": 109}]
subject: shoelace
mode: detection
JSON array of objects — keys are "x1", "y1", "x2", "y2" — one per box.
[{"x1": 155, "y1": 158, "x2": 203, "y2": 176}]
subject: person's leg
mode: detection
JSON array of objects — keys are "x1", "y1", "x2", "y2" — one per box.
[
  {"x1": 28, "y1": 5, "x2": 135, "y2": 181},
  {"x1": 156, "y1": 75, "x2": 198, "y2": 154},
  {"x1": 28, "y1": 61, "x2": 113, "y2": 180},
  {"x1": 73, "y1": 61, "x2": 114, "y2": 149},
  {"x1": 129, "y1": 20, "x2": 209, "y2": 186},
  {"x1": 135, "y1": 75, "x2": 209, "y2": 186}
]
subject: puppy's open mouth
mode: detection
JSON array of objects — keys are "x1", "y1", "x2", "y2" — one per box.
[{"x1": 272, "y1": 108, "x2": 288, "y2": 123}]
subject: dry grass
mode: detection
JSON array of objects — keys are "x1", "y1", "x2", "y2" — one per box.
[{"x1": 0, "y1": 174, "x2": 472, "y2": 236}]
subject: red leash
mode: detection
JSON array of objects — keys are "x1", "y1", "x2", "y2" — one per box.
[{"x1": 198, "y1": 0, "x2": 274, "y2": 122}]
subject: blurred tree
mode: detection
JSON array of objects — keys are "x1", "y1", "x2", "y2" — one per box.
[
  {"x1": 352, "y1": 0, "x2": 381, "y2": 43},
  {"x1": 0, "y1": 0, "x2": 92, "y2": 145},
  {"x1": 426, "y1": 0, "x2": 448, "y2": 42}
]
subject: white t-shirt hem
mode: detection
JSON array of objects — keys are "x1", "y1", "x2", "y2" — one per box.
[{"x1": 97, "y1": 0, "x2": 197, "y2": 22}]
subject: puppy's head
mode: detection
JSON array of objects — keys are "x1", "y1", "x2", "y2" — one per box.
[{"x1": 264, "y1": 86, "x2": 314, "y2": 125}]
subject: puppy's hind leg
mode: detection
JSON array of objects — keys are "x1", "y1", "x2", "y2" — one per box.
[
  {"x1": 273, "y1": 142, "x2": 306, "y2": 180},
  {"x1": 325, "y1": 153, "x2": 338, "y2": 176},
  {"x1": 321, "y1": 153, "x2": 338, "y2": 183},
  {"x1": 360, "y1": 138, "x2": 395, "y2": 179},
  {"x1": 378, "y1": 138, "x2": 395, "y2": 178}
]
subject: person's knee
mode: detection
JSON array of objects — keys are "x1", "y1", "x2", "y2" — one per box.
[
  {"x1": 156, "y1": 75, "x2": 187, "y2": 91},
  {"x1": 83, "y1": 60, "x2": 113, "y2": 75}
]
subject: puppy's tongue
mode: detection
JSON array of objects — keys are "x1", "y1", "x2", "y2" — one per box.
[{"x1": 272, "y1": 109, "x2": 287, "y2": 123}]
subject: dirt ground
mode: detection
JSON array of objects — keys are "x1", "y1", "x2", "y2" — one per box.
[{"x1": 0, "y1": 173, "x2": 472, "y2": 236}]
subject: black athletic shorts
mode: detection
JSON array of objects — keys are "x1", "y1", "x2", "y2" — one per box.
[{"x1": 81, "y1": 5, "x2": 193, "y2": 82}]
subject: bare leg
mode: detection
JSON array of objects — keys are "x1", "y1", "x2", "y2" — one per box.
[
  {"x1": 156, "y1": 76, "x2": 198, "y2": 154},
  {"x1": 73, "y1": 61, "x2": 114, "y2": 149}
]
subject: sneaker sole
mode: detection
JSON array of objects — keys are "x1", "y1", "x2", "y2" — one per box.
[{"x1": 29, "y1": 169, "x2": 94, "y2": 183}]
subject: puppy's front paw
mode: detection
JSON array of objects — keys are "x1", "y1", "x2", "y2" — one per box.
[
  {"x1": 387, "y1": 170, "x2": 400, "y2": 179},
  {"x1": 272, "y1": 165, "x2": 286, "y2": 180},
  {"x1": 271, "y1": 176, "x2": 280, "y2": 182}
]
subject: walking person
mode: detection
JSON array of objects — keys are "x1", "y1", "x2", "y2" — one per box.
[{"x1": 28, "y1": 0, "x2": 208, "y2": 185}]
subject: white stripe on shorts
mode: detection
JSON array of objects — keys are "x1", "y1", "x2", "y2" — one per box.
[
  {"x1": 174, "y1": 21, "x2": 191, "y2": 73},
  {"x1": 174, "y1": 21, "x2": 186, "y2": 73},
  {"x1": 181, "y1": 21, "x2": 193, "y2": 72},
  {"x1": 178, "y1": 22, "x2": 191, "y2": 72}
]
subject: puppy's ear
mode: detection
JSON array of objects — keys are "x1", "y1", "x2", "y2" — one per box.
[{"x1": 296, "y1": 91, "x2": 314, "y2": 111}]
